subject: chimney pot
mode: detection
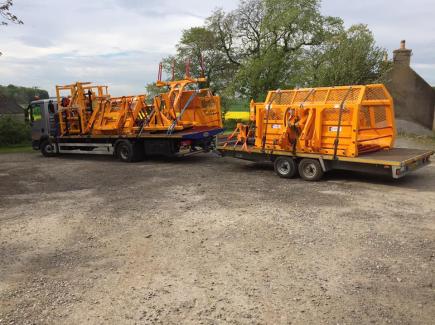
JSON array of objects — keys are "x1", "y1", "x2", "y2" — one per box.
[{"x1": 394, "y1": 40, "x2": 412, "y2": 66}]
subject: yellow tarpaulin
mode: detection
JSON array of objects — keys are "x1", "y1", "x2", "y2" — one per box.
[{"x1": 225, "y1": 111, "x2": 249, "y2": 120}]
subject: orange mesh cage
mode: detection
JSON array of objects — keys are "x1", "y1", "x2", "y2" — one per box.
[
  {"x1": 55, "y1": 78, "x2": 222, "y2": 137},
  {"x1": 249, "y1": 84, "x2": 395, "y2": 157}
]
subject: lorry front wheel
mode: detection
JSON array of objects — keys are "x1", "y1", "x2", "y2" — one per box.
[
  {"x1": 298, "y1": 158, "x2": 324, "y2": 181},
  {"x1": 40, "y1": 140, "x2": 56, "y2": 157}
]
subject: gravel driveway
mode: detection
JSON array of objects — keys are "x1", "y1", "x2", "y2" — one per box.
[{"x1": 0, "y1": 138, "x2": 434, "y2": 324}]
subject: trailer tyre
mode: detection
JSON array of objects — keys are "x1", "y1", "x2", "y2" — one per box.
[
  {"x1": 274, "y1": 157, "x2": 297, "y2": 178},
  {"x1": 116, "y1": 140, "x2": 144, "y2": 162},
  {"x1": 298, "y1": 158, "x2": 324, "y2": 181},
  {"x1": 40, "y1": 140, "x2": 56, "y2": 157}
]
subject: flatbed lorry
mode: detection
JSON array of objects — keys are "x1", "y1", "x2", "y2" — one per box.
[
  {"x1": 29, "y1": 98, "x2": 222, "y2": 161},
  {"x1": 29, "y1": 75, "x2": 223, "y2": 161}
]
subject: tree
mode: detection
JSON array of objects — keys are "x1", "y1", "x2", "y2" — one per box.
[
  {"x1": 159, "y1": 26, "x2": 238, "y2": 92},
  {"x1": 157, "y1": 26, "x2": 239, "y2": 114},
  {"x1": 0, "y1": 0, "x2": 22, "y2": 25},
  {"x1": 0, "y1": 115, "x2": 30, "y2": 146},
  {"x1": 300, "y1": 24, "x2": 391, "y2": 87},
  {"x1": 207, "y1": 0, "x2": 343, "y2": 99},
  {"x1": 159, "y1": 0, "x2": 389, "y2": 103},
  {"x1": 0, "y1": 85, "x2": 49, "y2": 105},
  {"x1": 1, "y1": 0, "x2": 23, "y2": 55}
]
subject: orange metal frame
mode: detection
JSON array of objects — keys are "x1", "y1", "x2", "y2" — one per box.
[
  {"x1": 56, "y1": 82, "x2": 148, "y2": 136},
  {"x1": 55, "y1": 75, "x2": 222, "y2": 137},
  {"x1": 227, "y1": 84, "x2": 395, "y2": 158},
  {"x1": 145, "y1": 76, "x2": 222, "y2": 132}
]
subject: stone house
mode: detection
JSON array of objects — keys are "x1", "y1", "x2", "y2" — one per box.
[{"x1": 385, "y1": 40, "x2": 435, "y2": 131}]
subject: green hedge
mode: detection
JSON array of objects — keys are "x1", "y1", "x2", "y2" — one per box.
[
  {"x1": 223, "y1": 119, "x2": 239, "y2": 130},
  {"x1": 0, "y1": 116, "x2": 31, "y2": 146}
]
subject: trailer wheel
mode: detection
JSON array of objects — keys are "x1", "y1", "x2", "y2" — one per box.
[
  {"x1": 298, "y1": 158, "x2": 324, "y2": 181},
  {"x1": 116, "y1": 140, "x2": 144, "y2": 162},
  {"x1": 40, "y1": 140, "x2": 56, "y2": 157},
  {"x1": 274, "y1": 157, "x2": 297, "y2": 178}
]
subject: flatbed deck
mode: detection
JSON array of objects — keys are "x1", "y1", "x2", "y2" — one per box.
[
  {"x1": 56, "y1": 126, "x2": 224, "y2": 140},
  {"x1": 218, "y1": 144, "x2": 434, "y2": 179},
  {"x1": 37, "y1": 127, "x2": 224, "y2": 160},
  {"x1": 348, "y1": 148, "x2": 434, "y2": 166}
]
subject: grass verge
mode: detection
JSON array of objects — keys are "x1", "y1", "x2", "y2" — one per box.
[{"x1": 0, "y1": 144, "x2": 33, "y2": 154}]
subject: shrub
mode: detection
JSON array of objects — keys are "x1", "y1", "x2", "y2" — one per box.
[
  {"x1": 0, "y1": 116, "x2": 31, "y2": 146},
  {"x1": 223, "y1": 118, "x2": 240, "y2": 131}
]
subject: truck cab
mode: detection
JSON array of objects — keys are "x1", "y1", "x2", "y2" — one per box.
[{"x1": 27, "y1": 99, "x2": 58, "y2": 150}]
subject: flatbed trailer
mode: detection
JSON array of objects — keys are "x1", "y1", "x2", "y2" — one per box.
[{"x1": 218, "y1": 144, "x2": 434, "y2": 180}]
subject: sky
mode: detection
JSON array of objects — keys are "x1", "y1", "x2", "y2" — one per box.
[{"x1": 0, "y1": 0, "x2": 434, "y2": 96}]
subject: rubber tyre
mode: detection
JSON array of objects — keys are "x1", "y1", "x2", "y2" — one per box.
[
  {"x1": 298, "y1": 158, "x2": 324, "y2": 181},
  {"x1": 116, "y1": 140, "x2": 144, "y2": 162},
  {"x1": 40, "y1": 140, "x2": 56, "y2": 157},
  {"x1": 274, "y1": 157, "x2": 297, "y2": 178}
]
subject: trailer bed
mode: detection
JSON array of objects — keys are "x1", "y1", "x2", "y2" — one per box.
[
  {"x1": 218, "y1": 144, "x2": 434, "y2": 179},
  {"x1": 347, "y1": 148, "x2": 433, "y2": 166}
]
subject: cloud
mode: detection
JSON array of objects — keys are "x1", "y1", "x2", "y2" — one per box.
[
  {"x1": 0, "y1": 0, "x2": 239, "y2": 95},
  {"x1": 113, "y1": 0, "x2": 232, "y2": 19},
  {"x1": 0, "y1": 0, "x2": 434, "y2": 97},
  {"x1": 0, "y1": 50, "x2": 166, "y2": 96},
  {"x1": 321, "y1": 0, "x2": 435, "y2": 84}
]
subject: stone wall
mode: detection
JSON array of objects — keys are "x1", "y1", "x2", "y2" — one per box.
[
  {"x1": 384, "y1": 41, "x2": 435, "y2": 131},
  {"x1": 385, "y1": 66, "x2": 435, "y2": 130}
]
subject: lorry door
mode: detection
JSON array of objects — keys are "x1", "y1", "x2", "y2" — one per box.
[
  {"x1": 47, "y1": 101, "x2": 58, "y2": 136},
  {"x1": 29, "y1": 101, "x2": 47, "y2": 142}
]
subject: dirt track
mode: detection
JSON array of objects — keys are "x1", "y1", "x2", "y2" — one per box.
[{"x1": 0, "y1": 138, "x2": 434, "y2": 324}]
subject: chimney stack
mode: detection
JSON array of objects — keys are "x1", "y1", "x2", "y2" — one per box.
[
  {"x1": 393, "y1": 40, "x2": 412, "y2": 66},
  {"x1": 400, "y1": 40, "x2": 406, "y2": 49}
]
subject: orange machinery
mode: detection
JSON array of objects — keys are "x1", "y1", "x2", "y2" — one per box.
[
  {"x1": 56, "y1": 82, "x2": 148, "y2": 136},
  {"x1": 228, "y1": 84, "x2": 395, "y2": 158},
  {"x1": 55, "y1": 71, "x2": 222, "y2": 137},
  {"x1": 148, "y1": 62, "x2": 222, "y2": 133}
]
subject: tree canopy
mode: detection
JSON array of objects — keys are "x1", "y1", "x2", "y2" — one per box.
[
  {"x1": 157, "y1": 0, "x2": 389, "y2": 104},
  {"x1": 0, "y1": 0, "x2": 22, "y2": 26},
  {"x1": 300, "y1": 24, "x2": 390, "y2": 87},
  {"x1": 0, "y1": 85, "x2": 49, "y2": 106},
  {"x1": 1, "y1": 0, "x2": 23, "y2": 55}
]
